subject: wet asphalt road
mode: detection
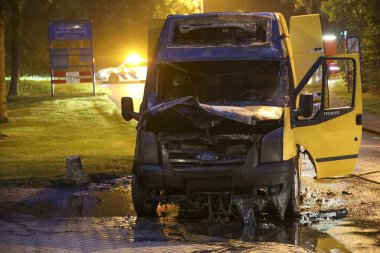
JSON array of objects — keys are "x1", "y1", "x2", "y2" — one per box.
[
  {"x1": 0, "y1": 142, "x2": 378, "y2": 253},
  {"x1": 99, "y1": 82, "x2": 144, "y2": 109},
  {"x1": 0, "y1": 83, "x2": 379, "y2": 252},
  {"x1": 0, "y1": 185, "x2": 344, "y2": 252}
]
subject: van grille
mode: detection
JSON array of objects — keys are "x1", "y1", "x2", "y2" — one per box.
[{"x1": 165, "y1": 141, "x2": 253, "y2": 168}]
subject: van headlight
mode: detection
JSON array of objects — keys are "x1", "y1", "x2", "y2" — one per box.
[{"x1": 260, "y1": 127, "x2": 283, "y2": 163}]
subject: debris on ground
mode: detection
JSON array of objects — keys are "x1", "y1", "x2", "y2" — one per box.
[
  {"x1": 300, "y1": 188, "x2": 344, "y2": 210},
  {"x1": 108, "y1": 176, "x2": 132, "y2": 186},
  {"x1": 0, "y1": 132, "x2": 8, "y2": 139},
  {"x1": 87, "y1": 183, "x2": 112, "y2": 191},
  {"x1": 300, "y1": 208, "x2": 348, "y2": 226},
  {"x1": 71, "y1": 192, "x2": 89, "y2": 198},
  {"x1": 85, "y1": 176, "x2": 132, "y2": 191}
]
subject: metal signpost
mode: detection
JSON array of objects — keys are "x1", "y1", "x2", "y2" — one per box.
[{"x1": 48, "y1": 20, "x2": 95, "y2": 96}]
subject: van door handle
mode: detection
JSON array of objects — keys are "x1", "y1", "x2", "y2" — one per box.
[{"x1": 356, "y1": 114, "x2": 362, "y2": 125}]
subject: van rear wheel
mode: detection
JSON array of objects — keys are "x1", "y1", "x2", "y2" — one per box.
[
  {"x1": 131, "y1": 174, "x2": 158, "y2": 216},
  {"x1": 286, "y1": 160, "x2": 300, "y2": 217}
]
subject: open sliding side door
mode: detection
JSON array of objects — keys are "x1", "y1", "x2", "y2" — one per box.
[{"x1": 289, "y1": 14, "x2": 324, "y2": 84}]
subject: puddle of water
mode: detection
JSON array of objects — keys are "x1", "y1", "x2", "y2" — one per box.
[
  {"x1": 19, "y1": 187, "x2": 135, "y2": 217},
  {"x1": 4, "y1": 185, "x2": 352, "y2": 252},
  {"x1": 133, "y1": 208, "x2": 351, "y2": 252}
]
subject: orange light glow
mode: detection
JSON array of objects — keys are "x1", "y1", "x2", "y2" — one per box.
[
  {"x1": 124, "y1": 53, "x2": 144, "y2": 65},
  {"x1": 123, "y1": 83, "x2": 144, "y2": 108}
]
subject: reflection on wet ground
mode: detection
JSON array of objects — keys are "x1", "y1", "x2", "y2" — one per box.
[
  {"x1": 1, "y1": 187, "x2": 134, "y2": 218},
  {"x1": 0, "y1": 185, "x2": 352, "y2": 252},
  {"x1": 101, "y1": 82, "x2": 144, "y2": 109}
]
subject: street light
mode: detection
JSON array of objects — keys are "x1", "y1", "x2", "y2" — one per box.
[{"x1": 322, "y1": 35, "x2": 337, "y2": 41}]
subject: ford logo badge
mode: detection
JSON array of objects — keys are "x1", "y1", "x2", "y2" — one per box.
[{"x1": 196, "y1": 152, "x2": 219, "y2": 161}]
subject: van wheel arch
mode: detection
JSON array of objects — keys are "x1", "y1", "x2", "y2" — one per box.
[{"x1": 296, "y1": 145, "x2": 318, "y2": 175}]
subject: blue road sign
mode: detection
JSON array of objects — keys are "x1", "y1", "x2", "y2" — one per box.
[
  {"x1": 49, "y1": 22, "x2": 92, "y2": 40},
  {"x1": 48, "y1": 20, "x2": 95, "y2": 96}
]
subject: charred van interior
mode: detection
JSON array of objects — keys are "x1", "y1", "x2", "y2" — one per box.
[
  {"x1": 144, "y1": 60, "x2": 286, "y2": 135},
  {"x1": 145, "y1": 115, "x2": 281, "y2": 134},
  {"x1": 156, "y1": 60, "x2": 282, "y2": 105}
]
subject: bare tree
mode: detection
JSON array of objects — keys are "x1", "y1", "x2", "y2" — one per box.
[{"x1": 0, "y1": 0, "x2": 7, "y2": 122}]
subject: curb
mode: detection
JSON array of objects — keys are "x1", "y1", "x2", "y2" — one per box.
[
  {"x1": 363, "y1": 127, "x2": 380, "y2": 136},
  {"x1": 362, "y1": 112, "x2": 380, "y2": 136}
]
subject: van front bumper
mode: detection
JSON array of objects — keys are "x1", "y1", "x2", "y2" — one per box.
[{"x1": 136, "y1": 158, "x2": 295, "y2": 198}]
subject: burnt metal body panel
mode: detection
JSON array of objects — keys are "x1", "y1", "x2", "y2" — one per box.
[
  {"x1": 136, "y1": 152, "x2": 293, "y2": 191},
  {"x1": 135, "y1": 130, "x2": 292, "y2": 194},
  {"x1": 145, "y1": 96, "x2": 284, "y2": 129}
]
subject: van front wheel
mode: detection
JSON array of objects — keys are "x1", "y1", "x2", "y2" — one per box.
[
  {"x1": 131, "y1": 174, "x2": 158, "y2": 216},
  {"x1": 286, "y1": 160, "x2": 300, "y2": 217}
]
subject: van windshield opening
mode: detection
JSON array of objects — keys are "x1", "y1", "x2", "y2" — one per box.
[
  {"x1": 156, "y1": 60, "x2": 288, "y2": 106},
  {"x1": 171, "y1": 14, "x2": 272, "y2": 47}
]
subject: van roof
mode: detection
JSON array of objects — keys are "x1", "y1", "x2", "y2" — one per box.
[
  {"x1": 154, "y1": 12, "x2": 285, "y2": 62},
  {"x1": 167, "y1": 12, "x2": 276, "y2": 19}
]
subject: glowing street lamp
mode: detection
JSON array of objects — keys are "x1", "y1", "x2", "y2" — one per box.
[{"x1": 322, "y1": 34, "x2": 337, "y2": 41}]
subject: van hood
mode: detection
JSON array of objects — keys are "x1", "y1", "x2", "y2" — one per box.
[{"x1": 145, "y1": 96, "x2": 283, "y2": 129}]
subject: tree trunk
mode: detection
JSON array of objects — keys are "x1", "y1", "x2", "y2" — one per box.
[
  {"x1": 8, "y1": 1, "x2": 22, "y2": 97},
  {"x1": 306, "y1": 0, "x2": 314, "y2": 14},
  {"x1": 0, "y1": 0, "x2": 7, "y2": 122},
  {"x1": 310, "y1": 0, "x2": 314, "y2": 13}
]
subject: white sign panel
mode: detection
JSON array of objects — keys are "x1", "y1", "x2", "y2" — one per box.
[{"x1": 66, "y1": 72, "x2": 80, "y2": 84}]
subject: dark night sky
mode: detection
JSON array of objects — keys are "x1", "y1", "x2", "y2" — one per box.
[{"x1": 5, "y1": 0, "x2": 341, "y2": 75}]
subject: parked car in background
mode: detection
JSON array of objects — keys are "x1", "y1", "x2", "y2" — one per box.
[{"x1": 96, "y1": 55, "x2": 147, "y2": 84}]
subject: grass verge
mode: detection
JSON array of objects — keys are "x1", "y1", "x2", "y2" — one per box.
[
  {"x1": 331, "y1": 84, "x2": 380, "y2": 115},
  {"x1": 0, "y1": 81, "x2": 136, "y2": 187},
  {"x1": 362, "y1": 92, "x2": 380, "y2": 115}
]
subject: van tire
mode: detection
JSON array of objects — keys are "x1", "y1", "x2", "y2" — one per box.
[
  {"x1": 131, "y1": 174, "x2": 158, "y2": 216},
  {"x1": 286, "y1": 160, "x2": 300, "y2": 217}
]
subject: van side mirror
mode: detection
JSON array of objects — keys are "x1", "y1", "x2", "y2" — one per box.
[
  {"x1": 295, "y1": 94, "x2": 313, "y2": 118},
  {"x1": 121, "y1": 97, "x2": 139, "y2": 121}
]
